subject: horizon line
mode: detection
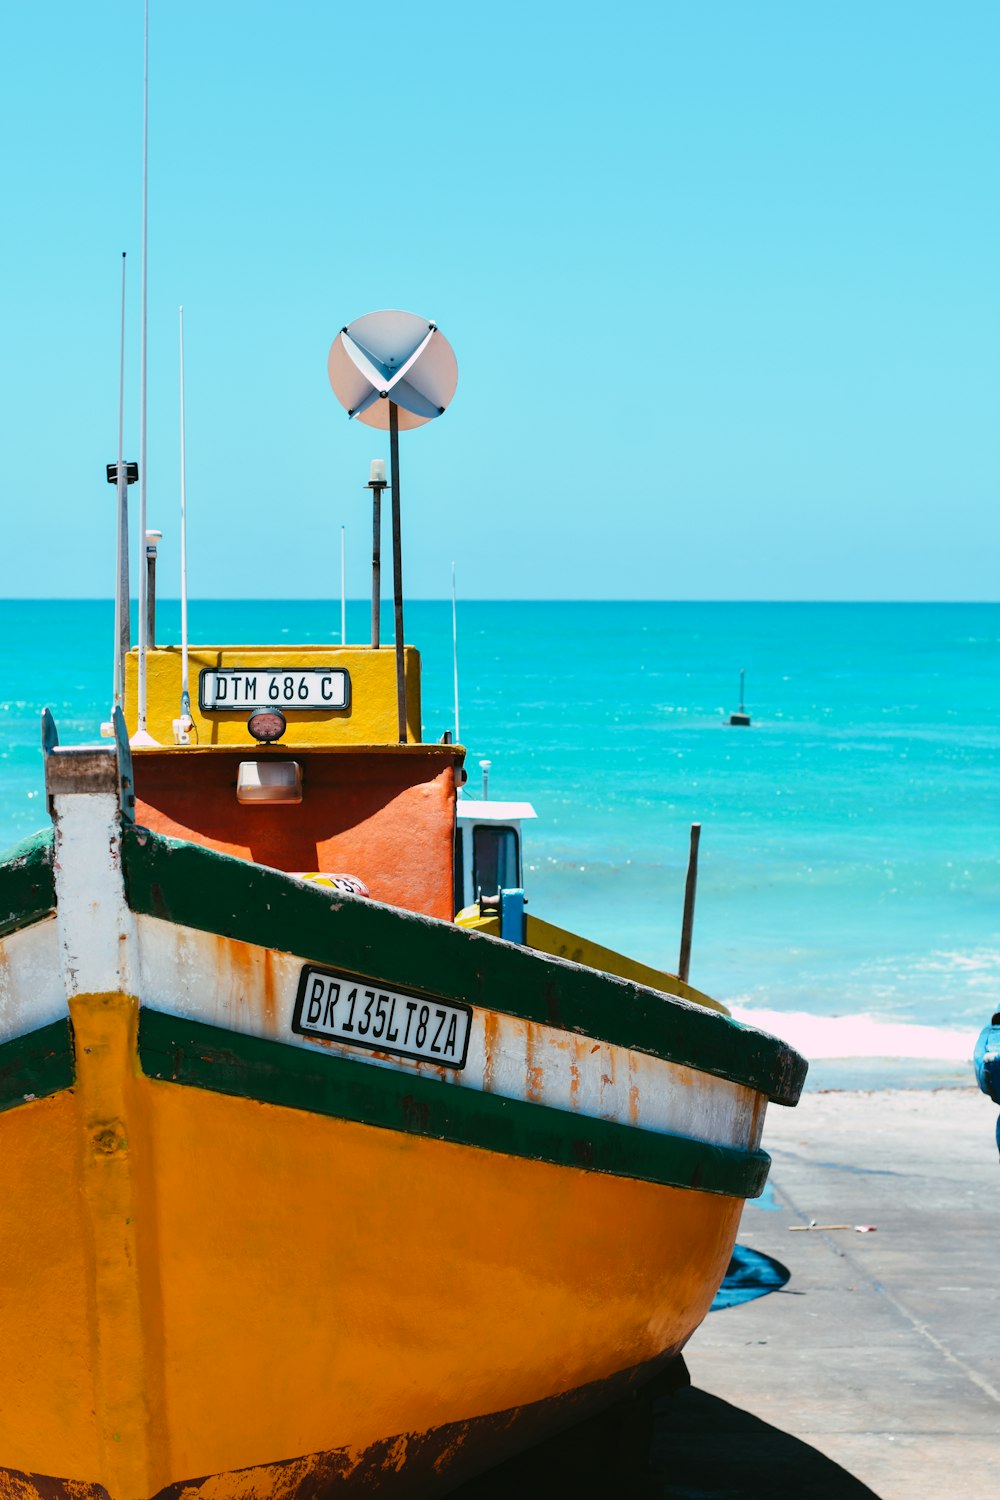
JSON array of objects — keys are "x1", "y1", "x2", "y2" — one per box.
[{"x1": 0, "y1": 597, "x2": 998, "y2": 608}]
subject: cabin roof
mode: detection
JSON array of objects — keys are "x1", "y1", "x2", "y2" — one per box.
[{"x1": 455, "y1": 799, "x2": 537, "y2": 822}]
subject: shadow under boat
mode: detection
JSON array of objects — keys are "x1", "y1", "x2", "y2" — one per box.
[{"x1": 450, "y1": 1360, "x2": 883, "y2": 1500}]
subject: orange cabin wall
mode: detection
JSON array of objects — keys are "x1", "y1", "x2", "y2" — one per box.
[{"x1": 133, "y1": 752, "x2": 457, "y2": 920}]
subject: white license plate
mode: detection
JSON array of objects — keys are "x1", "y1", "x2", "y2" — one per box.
[
  {"x1": 199, "y1": 668, "x2": 349, "y2": 711},
  {"x1": 293, "y1": 965, "x2": 472, "y2": 1070}
]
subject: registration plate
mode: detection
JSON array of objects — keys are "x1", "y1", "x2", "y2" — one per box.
[
  {"x1": 293, "y1": 965, "x2": 472, "y2": 1070},
  {"x1": 199, "y1": 668, "x2": 349, "y2": 711}
]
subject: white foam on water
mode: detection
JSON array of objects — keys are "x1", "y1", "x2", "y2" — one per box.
[
  {"x1": 909, "y1": 947, "x2": 1000, "y2": 980},
  {"x1": 729, "y1": 1004, "x2": 978, "y2": 1062}
]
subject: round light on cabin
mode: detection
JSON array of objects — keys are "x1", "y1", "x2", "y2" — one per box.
[{"x1": 247, "y1": 709, "x2": 287, "y2": 744}]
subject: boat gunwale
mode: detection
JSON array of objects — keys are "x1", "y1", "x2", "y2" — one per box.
[
  {"x1": 120, "y1": 825, "x2": 807, "y2": 1106},
  {"x1": 0, "y1": 828, "x2": 56, "y2": 941}
]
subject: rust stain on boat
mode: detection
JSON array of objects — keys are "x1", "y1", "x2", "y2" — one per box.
[
  {"x1": 482, "y1": 1011, "x2": 499, "y2": 1093},
  {"x1": 749, "y1": 1088, "x2": 765, "y2": 1147},
  {"x1": 524, "y1": 1024, "x2": 544, "y2": 1103},
  {"x1": 627, "y1": 1054, "x2": 641, "y2": 1125},
  {"x1": 260, "y1": 949, "x2": 277, "y2": 1036},
  {"x1": 599, "y1": 1047, "x2": 616, "y2": 1111},
  {"x1": 209, "y1": 934, "x2": 280, "y2": 1038}
]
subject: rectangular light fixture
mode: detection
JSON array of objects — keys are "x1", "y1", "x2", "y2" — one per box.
[{"x1": 237, "y1": 761, "x2": 303, "y2": 804}]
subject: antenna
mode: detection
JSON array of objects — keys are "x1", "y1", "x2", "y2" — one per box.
[
  {"x1": 451, "y1": 560, "x2": 461, "y2": 746},
  {"x1": 366, "y1": 459, "x2": 386, "y2": 648},
  {"x1": 328, "y1": 310, "x2": 458, "y2": 742},
  {"x1": 177, "y1": 304, "x2": 193, "y2": 742},
  {"x1": 341, "y1": 525, "x2": 346, "y2": 644},
  {"x1": 113, "y1": 252, "x2": 129, "y2": 710},
  {"x1": 133, "y1": 0, "x2": 157, "y2": 745},
  {"x1": 389, "y1": 401, "x2": 405, "y2": 737}
]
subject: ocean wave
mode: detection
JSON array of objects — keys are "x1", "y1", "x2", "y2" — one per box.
[
  {"x1": 907, "y1": 947, "x2": 1000, "y2": 976},
  {"x1": 729, "y1": 1004, "x2": 978, "y2": 1062}
]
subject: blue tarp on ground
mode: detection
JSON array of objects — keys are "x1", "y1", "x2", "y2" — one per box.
[{"x1": 710, "y1": 1243, "x2": 790, "y2": 1311}]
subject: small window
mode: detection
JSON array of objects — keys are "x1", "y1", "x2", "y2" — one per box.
[{"x1": 473, "y1": 825, "x2": 520, "y2": 899}]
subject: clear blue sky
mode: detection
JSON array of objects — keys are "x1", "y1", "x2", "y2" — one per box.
[{"x1": 2, "y1": 2, "x2": 997, "y2": 600}]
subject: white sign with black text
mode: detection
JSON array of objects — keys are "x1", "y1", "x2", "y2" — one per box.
[
  {"x1": 293, "y1": 965, "x2": 472, "y2": 1070},
  {"x1": 199, "y1": 668, "x2": 349, "y2": 711}
]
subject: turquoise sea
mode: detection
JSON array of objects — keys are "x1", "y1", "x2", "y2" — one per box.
[{"x1": 2, "y1": 600, "x2": 998, "y2": 1046}]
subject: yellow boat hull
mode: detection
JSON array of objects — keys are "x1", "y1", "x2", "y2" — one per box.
[{"x1": 1, "y1": 993, "x2": 741, "y2": 1500}]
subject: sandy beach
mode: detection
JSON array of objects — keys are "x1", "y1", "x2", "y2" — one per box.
[{"x1": 681, "y1": 1083, "x2": 1000, "y2": 1499}]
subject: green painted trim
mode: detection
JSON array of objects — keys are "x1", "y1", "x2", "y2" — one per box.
[
  {"x1": 138, "y1": 1008, "x2": 771, "y2": 1199},
  {"x1": 122, "y1": 828, "x2": 806, "y2": 1106},
  {"x1": 0, "y1": 829, "x2": 56, "y2": 940},
  {"x1": 0, "y1": 1018, "x2": 75, "y2": 1114}
]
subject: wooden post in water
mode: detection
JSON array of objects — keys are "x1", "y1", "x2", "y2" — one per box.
[{"x1": 678, "y1": 822, "x2": 701, "y2": 983}]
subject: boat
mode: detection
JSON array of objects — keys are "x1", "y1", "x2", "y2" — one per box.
[
  {"x1": 728, "y1": 668, "x2": 751, "y2": 726},
  {"x1": 0, "y1": 544, "x2": 805, "y2": 1500},
  {"x1": 0, "y1": 648, "x2": 805, "y2": 1498},
  {"x1": 0, "y1": 282, "x2": 806, "y2": 1500}
]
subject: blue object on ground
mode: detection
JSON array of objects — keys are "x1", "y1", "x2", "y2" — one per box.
[
  {"x1": 973, "y1": 1013, "x2": 1000, "y2": 1157},
  {"x1": 499, "y1": 888, "x2": 526, "y2": 943},
  {"x1": 710, "y1": 1243, "x2": 790, "y2": 1311}
]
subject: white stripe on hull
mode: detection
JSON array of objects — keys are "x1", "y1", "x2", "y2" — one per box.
[
  {"x1": 135, "y1": 915, "x2": 765, "y2": 1153},
  {"x1": 0, "y1": 918, "x2": 62, "y2": 1045},
  {"x1": 0, "y1": 787, "x2": 768, "y2": 1159}
]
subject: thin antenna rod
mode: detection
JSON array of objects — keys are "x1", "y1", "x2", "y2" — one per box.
[
  {"x1": 113, "y1": 252, "x2": 130, "y2": 709},
  {"x1": 179, "y1": 305, "x2": 190, "y2": 720},
  {"x1": 341, "y1": 526, "x2": 346, "y2": 644},
  {"x1": 389, "y1": 401, "x2": 406, "y2": 742},
  {"x1": 451, "y1": 560, "x2": 461, "y2": 745},
  {"x1": 136, "y1": 0, "x2": 150, "y2": 734}
]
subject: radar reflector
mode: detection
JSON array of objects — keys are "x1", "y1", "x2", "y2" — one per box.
[{"x1": 327, "y1": 309, "x2": 458, "y2": 430}]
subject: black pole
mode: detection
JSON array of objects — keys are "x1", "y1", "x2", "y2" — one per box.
[
  {"x1": 678, "y1": 822, "x2": 701, "y2": 983},
  {"x1": 119, "y1": 474, "x2": 131, "y2": 661},
  {"x1": 389, "y1": 402, "x2": 406, "y2": 741},
  {"x1": 145, "y1": 537, "x2": 157, "y2": 651},
  {"x1": 371, "y1": 485, "x2": 382, "y2": 649}
]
